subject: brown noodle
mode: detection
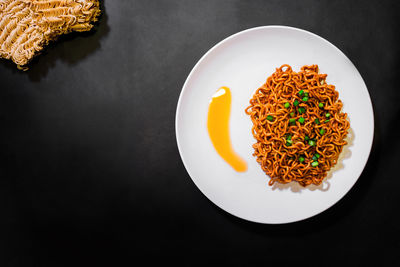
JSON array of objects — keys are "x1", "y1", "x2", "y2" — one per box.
[{"x1": 245, "y1": 64, "x2": 350, "y2": 187}]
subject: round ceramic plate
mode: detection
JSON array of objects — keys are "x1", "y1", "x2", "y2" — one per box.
[{"x1": 175, "y1": 26, "x2": 374, "y2": 224}]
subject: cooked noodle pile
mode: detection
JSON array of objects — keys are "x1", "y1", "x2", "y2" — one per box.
[{"x1": 245, "y1": 64, "x2": 350, "y2": 186}]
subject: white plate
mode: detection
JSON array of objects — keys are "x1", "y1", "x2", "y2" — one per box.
[{"x1": 175, "y1": 26, "x2": 374, "y2": 224}]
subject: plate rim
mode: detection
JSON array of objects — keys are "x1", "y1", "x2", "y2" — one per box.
[{"x1": 175, "y1": 25, "x2": 375, "y2": 224}]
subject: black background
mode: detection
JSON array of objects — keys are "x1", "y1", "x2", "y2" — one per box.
[{"x1": 1, "y1": 0, "x2": 399, "y2": 266}]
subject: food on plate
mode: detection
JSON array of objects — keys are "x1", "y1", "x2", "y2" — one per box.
[
  {"x1": 208, "y1": 86, "x2": 247, "y2": 172},
  {"x1": 245, "y1": 64, "x2": 350, "y2": 186},
  {"x1": 0, "y1": 0, "x2": 101, "y2": 68}
]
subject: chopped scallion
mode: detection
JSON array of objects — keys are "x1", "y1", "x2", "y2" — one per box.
[{"x1": 312, "y1": 153, "x2": 321, "y2": 161}]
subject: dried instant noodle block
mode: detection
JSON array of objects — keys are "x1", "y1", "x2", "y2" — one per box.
[{"x1": 0, "y1": 0, "x2": 101, "y2": 68}]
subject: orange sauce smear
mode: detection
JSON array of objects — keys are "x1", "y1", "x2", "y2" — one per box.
[{"x1": 207, "y1": 86, "x2": 247, "y2": 172}]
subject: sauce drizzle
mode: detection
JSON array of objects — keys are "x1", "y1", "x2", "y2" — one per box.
[{"x1": 207, "y1": 86, "x2": 247, "y2": 172}]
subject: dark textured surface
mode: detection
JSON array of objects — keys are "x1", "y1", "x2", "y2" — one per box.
[{"x1": 0, "y1": 0, "x2": 399, "y2": 266}]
